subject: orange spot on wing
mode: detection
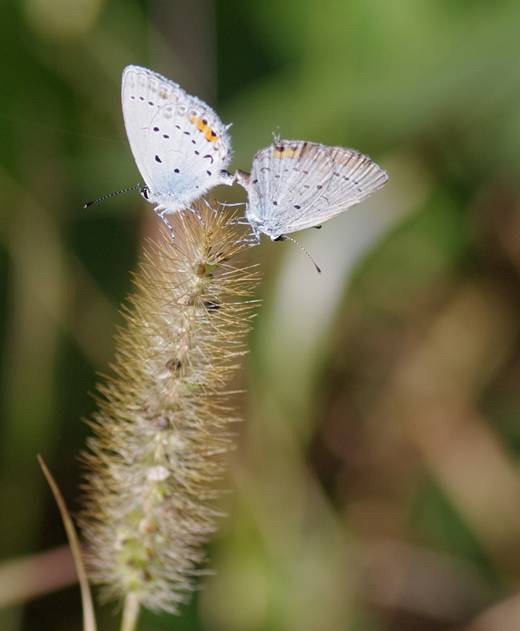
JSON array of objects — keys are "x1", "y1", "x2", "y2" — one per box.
[
  {"x1": 190, "y1": 114, "x2": 206, "y2": 131},
  {"x1": 274, "y1": 145, "x2": 301, "y2": 159},
  {"x1": 190, "y1": 114, "x2": 218, "y2": 141},
  {"x1": 205, "y1": 128, "x2": 218, "y2": 142}
]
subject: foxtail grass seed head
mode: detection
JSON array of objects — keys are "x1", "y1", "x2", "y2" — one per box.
[{"x1": 80, "y1": 202, "x2": 259, "y2": 614}]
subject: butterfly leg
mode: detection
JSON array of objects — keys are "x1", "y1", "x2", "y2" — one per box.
[
  {"x1": 220, "y1": 201, "x2": 246, "y2": 210},
  {"x1": 186, "y1": 204, "x2": 203, "y2": 220},
  {"x1": 202, "y1": 198, "x2": 218, "y2": 215},
  {"x1": 239, "y1": 236, "x2": 260, "y2": 248},
  {"x1": 154, "y1": 206, "x2": 175, "y2": 238},
  {"x1": 238, "y1": 224, "x2": 261, "y2": 248},
  {"x1": 229, "y1": 216, "x2": 250, "y2": 226}
]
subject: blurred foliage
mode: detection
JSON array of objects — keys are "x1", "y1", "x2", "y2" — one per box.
[{"x1": 1, "y1": 0, "x2": 520, "y2": 630}]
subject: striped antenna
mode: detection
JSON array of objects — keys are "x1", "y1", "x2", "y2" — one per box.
[
  {"x1": 275, "y1": 234, "x2": 322, "y2": 274},
  {"x1": 84, "y1": 184, "x2": 144, "y2": 209}
]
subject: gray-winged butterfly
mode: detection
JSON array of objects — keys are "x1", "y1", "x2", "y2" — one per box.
[
  {"x1": 121, "y1": 65, "x2": 233, "y2": 225},
  {"x1": 236, "y1": 139, "x2": 388, "y2": 241}
]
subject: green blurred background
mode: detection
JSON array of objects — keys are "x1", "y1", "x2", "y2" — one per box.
[{"x1": 1, "y1": 1, "x2": 520, "y2": 629}]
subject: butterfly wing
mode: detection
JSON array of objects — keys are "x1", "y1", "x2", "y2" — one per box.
[
  {"x1": 246, "y1": 141, "x2": 333, "y2": 238},
  {"x1": 121, "y1": 65, "x2": 232, "y2": 212},
  {"x1": 326, "y1": 146, "x2": 388, "y2": 210},
  {"x1": 245, "y1": 140, "x2": 388, "y2": 237}
]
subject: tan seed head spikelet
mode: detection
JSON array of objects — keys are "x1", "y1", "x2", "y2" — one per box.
[{"x1": 79, "y1": 202, "x2": 259, "y2": 613}]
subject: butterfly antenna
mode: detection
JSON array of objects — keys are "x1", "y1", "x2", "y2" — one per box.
[
  {"x1": 83, "y1": 183, "x2": 143, "y2": 209},
  {"x1": 282, "y1": 235, "x2": 322, "y2": 274}
]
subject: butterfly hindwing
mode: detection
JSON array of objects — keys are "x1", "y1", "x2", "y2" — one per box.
[
  {"x1": 122, "y1": 65, "x2": 232, "y2": 212},
  {"x1": 244, "y1": 139, "x2": 388, "y2": 237},
  {"x1": 246, "y1": 141, "x2": 332, "y2": 238}
]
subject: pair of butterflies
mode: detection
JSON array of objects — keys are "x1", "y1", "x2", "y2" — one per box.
[{"x1": 121, "y1": 65, "x2": 388, "y2": 241}]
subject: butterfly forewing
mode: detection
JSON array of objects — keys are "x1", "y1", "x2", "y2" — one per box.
[
  {"x1": 122, "y1": 65, "x2": 232, "y2": 212},
  {"x1": 324, "y1": 147, "x2": 389, "y2": 212},
  {"x1": 280, "y1": 147, "x2": 389, "y2": 233}
]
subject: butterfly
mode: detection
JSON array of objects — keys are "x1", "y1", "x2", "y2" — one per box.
[
  {"x1": 236, "y1": 139, "x2": 388, "y2": 241},
  {"x1": 121, "y1": 65, "x2": 233, "y2": 225}
]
